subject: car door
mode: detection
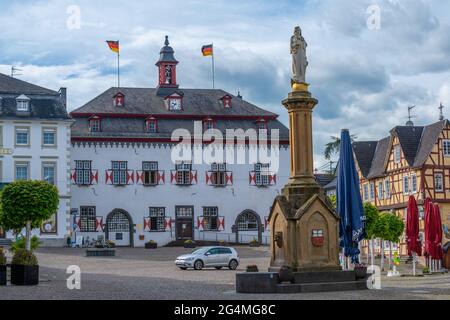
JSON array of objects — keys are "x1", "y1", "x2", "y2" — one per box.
[
  {"x1": 219, "y1": 248, "x2": 233, "y2": 266},
  {"x1": 204, "y1": 248, "x2": 220, "y2": 266}
]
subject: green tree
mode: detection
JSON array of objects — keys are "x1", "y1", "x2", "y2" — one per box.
[
  {"x1": 384, "y1": 213, "x2": 405, "y2": 270},
  {"x1": 324, "y1": 134, "x2": 358, "y2": 160},
  {"x1": 328, "y1": 195, "x2": 336, "y2": 210},
  {"x1": 363, "y1": 202, "x2": 380, "y2": 266},
  {"x1": 0, "y1": 181, "x2": 58, "y2": 252}
]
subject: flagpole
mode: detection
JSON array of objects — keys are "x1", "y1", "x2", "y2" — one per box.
[
  {"x1": 118, "y1": 40, "x2": 120, "y2": 88},
  {"x1": 212, "y1": 43, "x2": 215, "y2": 89}
]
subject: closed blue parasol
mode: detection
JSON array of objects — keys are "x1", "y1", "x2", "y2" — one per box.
[{"x1": 336, "y1": 129, "x2": 366, "y2": 264}]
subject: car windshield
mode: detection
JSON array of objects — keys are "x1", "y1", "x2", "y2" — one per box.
[{"x1": 191, "y1": 248, "x2": 211, "y2": 255}]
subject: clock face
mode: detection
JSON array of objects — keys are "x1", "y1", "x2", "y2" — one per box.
[{"x1": 170, "y1": 99, "x2": 181, "y2": 110}]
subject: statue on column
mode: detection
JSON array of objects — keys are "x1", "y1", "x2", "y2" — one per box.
[{"x1": 291, "y1": 26, "x2": 308, "y2": 85}]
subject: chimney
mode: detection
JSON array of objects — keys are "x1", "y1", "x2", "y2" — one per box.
[
  {"x1": 59, "y1": 87, "x2": 67, "y2": 109},
  {"x1": 237, "y1": 91, "x2": 243, "y2": 99}
]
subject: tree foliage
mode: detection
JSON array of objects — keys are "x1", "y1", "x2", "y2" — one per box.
[
  {"x1": 328, "y1": 195, "x2": 336, "y2": 210},
  {"x1": 324, "y1": 134, "x2": 358, "y2": 160},
  {"x1": 364, "y1": 202, "x2": 380, "y2": 239},
  {"x1": 0, "y1": 181, "x2": 59, "y2": 232},
  {"x1": 372, "y1": 212, "x2": 404, "y2": 242}
]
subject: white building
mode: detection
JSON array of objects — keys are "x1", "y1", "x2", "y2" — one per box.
[
  {"x1": 0, "y1": 73, "x2": 72, "y2": 246},
  {"x1": 69, "y1": 38, "x2": 291, "y2": 247}
]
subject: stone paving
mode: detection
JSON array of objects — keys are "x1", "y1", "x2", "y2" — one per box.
[{"x1": 1, "y1": 246, "x2": 450, "y2": 300}]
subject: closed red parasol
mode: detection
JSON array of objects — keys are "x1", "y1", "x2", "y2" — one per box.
[
  {"x1": 432, "y1": 204, "x2": 443, "y2": 260},
  {"x1": 424, "y1": 198, "x2": 433, "y2": 257},
  {"x1": 406, "y1": 196, "x2": 421, "y2": 256}
]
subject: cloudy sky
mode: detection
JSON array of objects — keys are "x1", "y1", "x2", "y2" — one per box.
[{"x1": 1, "y1": 0, "x2": 449, "y2": 169}]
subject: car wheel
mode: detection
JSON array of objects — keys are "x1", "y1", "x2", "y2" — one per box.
[
  {"x1": 180, "y1": 267, "x2": 188, "y2": 270},
  {"x1": 215, "y1": 267, "x2": 223, "y2": 270},
  {"x1": 228, "y1": 260, "x2": 238, "y2": 270},
  {"x1": 194, "y1": 260, "x2": 204, "y2": 270}
]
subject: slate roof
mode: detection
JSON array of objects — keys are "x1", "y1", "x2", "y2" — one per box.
[
  {"x1": 0, "y1": 73, "x2": 69, "y2": 120},
  {"x1": 353, "y1": 120, "x2": 449, "y2": 179},
  {"x1": 0, "y1": 73, "x2": 58, "y2": 95},
  {"x1": 71, "y1": 87, "x2": 289, "y2": 141},
  {"x1": 315, "y1": 174, "x2": 336, "y2": 188},
  {"x1": 71, "y1": 87, "x2": 278, "y2": 117},
  {"x1": 324, "y1": 178, "x2": 337, "y2": 191}
]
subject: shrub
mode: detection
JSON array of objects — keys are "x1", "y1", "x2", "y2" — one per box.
[
  {"x1": 11, "y1": 236, "x2": 42, "y2": 253},
  {"x1": 12, "y1": 249, "x2": 38, "y2": 266},
  {"x1": 0, "y1": 252, "x2": 6, "y2": 266},
  {"x1": 147, "y1": 240, "x2": 157, "y2": 244},
  {"x1": 185, "y1": 240, "x2": 194, "y2": 244}
]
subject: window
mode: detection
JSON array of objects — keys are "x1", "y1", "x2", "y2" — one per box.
[
  {"x1": 210, "y1": 163, "x2": 226, "y2": 186},
  {"x1": 15, "y1": 128, "x2": 30, "y2": 146},
  {"x1": 42, "y1": 163, "x2": 56, "y2": 185},
  {"x1": 176, "y1": 162, "x2": 192, "y2": 185},
  {"x1": 255, "y1": 163, "x2": 270, "y2": 186},
  {"x1": 149, "y1": 207, "x2": 165, "y2": 232},
  {"x1": 16, "y1": 100, "x2": 29, "y2": 112},
  {"x1": 168, "y1": 98, "x2": 182, "y2": 111},
  {"x1": 89, "y1": 118, "x2": 101, "y2": 132},
  {"x1": 411, "y1": 174, "x2": 417, "y2": 193},
  {"x1": 203, "y1": 207, "x2": 218, "y2": 231},
  {"x1": 42, "y1": 128, "x2": 56, "y2": 146},
  {"x1": 75, "y1": 161, "x2": 92, "y2": 185},
  {"x1": 435, "y1": 173, "x2": 444, "y2": 192},
  {"x1": 443, "y1": 140, "x2": 450, "y2": 157},
  {"x1": 363, "y1": 184, "x2": 369, "y2": 201},
  {"x1": 369, "y1": 183, "x2": 375, "y2": 200},
  {"x1": 377, "y1": 182, "x2": 384, "y2": 200},
  {"x1": 257, "y1": 120, "x2": 267, "y2": 131},
  {"x1": 237, "y1": 212, "x2": 258, "y2": 231},
  {"x1": 394, "y1": 145, "x2": 401, "y2": 164},
  {"x1": 80, "y1": 207, "x2": 96, "y2": 232},
  {"x1": 146, "y1": 119, "x2": 157, "y2": 133},
  {"x1": 384, "y1": 180, "x2": 391, "y2": 199},
  {"x1": 143, "y1": 162, "x2": 158, "y2": 185},
  {"x1": 403, "y1": 176, "x2": 410, "y2": 194},
  {"x1": 15, "y1": 162, "x2": 29, "y2": 181},
  {"x1": 112, "y1": 161, "x2": 128, "y2": 185}
]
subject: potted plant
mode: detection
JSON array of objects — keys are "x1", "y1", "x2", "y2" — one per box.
[
  {"x1": 0, "y1": 249, "x2": 6, "y2": 286},
  {"x1": 184, "y1": 240, "x2": 196, "y2": 249},
  {"x1": 145, "y1": 240, "x2": 158, "y2": 249},
  {"x1": 0, "y1": 181, "x2": 59, "y2": 286},
  {"x1": 249, "y1": 238, "x2": 260, "y2": 248},
  {"x1": 106, "y1": 240, "x2": 116, "y2": 248},
  {"x1": 139, "y1": 235, "x2": 145, "y2": 241},
  {"x1": 11, "y1": 249, "x2": 39, "y2": 286},
  {"x1": 246, "y1": 265, "x2": 259, "y2": 273}
]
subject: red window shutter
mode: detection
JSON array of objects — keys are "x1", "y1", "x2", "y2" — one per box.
[
  {"x1": 144, "y1": 218, "x2": 151, "y2": 232},
  {"x1": 158, "y1": 171, "x2": 165, "y2": 185},
  {"x1": 171, "y1": 171, "x2": 176, "y2": 184},
  {"x1": 126, "y1": 171, "x2": 135, "y2": 184},
  {"x1": 217, "y1": 217, "x2": 225, "y2": 231},
  {"x1": 225, "y1": 172, "x2": 233, "y2": 186},
  {"x1": 71, "y1": 170, "x2": 77, "y2": 184},
  {"x1": 190, "y1": 171, "x2": 198, "y2": 184},
  {"x1": 95, "y1": 217, "x2": 103, "y2": 232},
  {"x1": 272, "y1": 174, "x2": 277, "y2": 185},
  {"x1": 105, "y1": 170, "x2": 112, "y2": 184},
  {"x1": 136, "y1": 171, "x2": 143, "y2": 184},
  {"x1": 75, "y1": 217, "x2": 81, "y2": 232},
  {"x1": 165, "y1": 218, "x2": 173, "y2": 232},
  {"x1": 90, "y1": 170, "x2": 99, "y2": 185},
  {"x1": 197, "y1": 216, "x2": 205, "y2": 231},
  {"x1": 206, "y1": 172, "x2": 210, "y2": 185},
  {"x1": 249, "y1": 172, "x2": 256, "y2": 185}
]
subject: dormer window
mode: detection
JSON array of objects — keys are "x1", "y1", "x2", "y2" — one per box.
[
  {"x1": 16, "y1": 95, "x2": 30, "y2": 112},
  {"x1": 89, "y1": 116, "x2": 102, "y2": 133},
  {"x1": 146, "y1": 117, "x2": 158, "y2": 133},
  {"x1": 114, "y1": 93, "x2": 125, "y2": 107},
  {"x1": 220, "y1": 95, "x2": 232, "y2": 108},
  {"x1": 165, "y1": 93, "x2": 183, "y2": 111},
  {"x1": 203, "y1": 118, "x2": 215, "y2": 131},
  {"x1": 256, "y1": 119, "x2": 268, "y2": 131}
]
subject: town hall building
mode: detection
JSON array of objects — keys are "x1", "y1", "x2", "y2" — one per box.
[{"x1": 69, "y1": 38, "x2": 290, "y2": 247}]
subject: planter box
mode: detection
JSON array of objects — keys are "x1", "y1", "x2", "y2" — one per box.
[
  {"x1": 354, "y1": 267, "x2": 368, "y2": 280},
  {"x1": 184, "y1": 243, "x2": 196, "y2": 249},
  {"x1": 0, "y1": 265, "x2": 6, "y2": 286},
  {"x1": 246, "y1": 266, "x2": 259, "y2": 273},
  {"x1": 249, "y1": 243, "x2": 260, "y2": 248},
  {"x1": 11, "y1": 265, "x2": 39, "y2": 286},
  {"x1": 145, "y1": 243, "x2": 158, "y2": 249},
  {"x1": 86, "y1": 249, "x2": 116, "y2": 257}
]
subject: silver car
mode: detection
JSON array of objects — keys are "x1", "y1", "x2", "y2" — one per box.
[{"x1": 175, "y1": 247, "x2": 240, "y2": 271}]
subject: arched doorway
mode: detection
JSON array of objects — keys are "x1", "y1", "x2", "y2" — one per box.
[
  {"x1": 234, "y1": 210, "x2": 263, "y2": 244},
  {"x1": 106, "y1": 209, "x2": 134, "y2": 247}
]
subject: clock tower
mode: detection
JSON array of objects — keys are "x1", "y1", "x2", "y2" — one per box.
[{"x1": 156, "y1": 36, "x2": 179, "y2": 95}]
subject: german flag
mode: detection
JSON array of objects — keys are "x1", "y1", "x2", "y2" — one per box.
[
  {"x1": 106, "y1": 40, "x2": 120, "y2": 54},
  {"x1": 202, "y1": 44, "x2": 213, "y2": 57}
]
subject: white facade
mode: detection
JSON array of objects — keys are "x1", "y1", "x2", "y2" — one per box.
[
  {"x1": 70, "y1": 142, "x2": 290, "y2": 247},
  {"x1": 1, "y1": 119, "x2": 72, "y2": 245}
]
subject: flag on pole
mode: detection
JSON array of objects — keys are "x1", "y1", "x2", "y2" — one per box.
[
  {"x1": 202, "y1": 44, "x2": 213, "y2": 57},
  {"x1": 106, "y1": 40, "x2": 120, "y2": 53}
]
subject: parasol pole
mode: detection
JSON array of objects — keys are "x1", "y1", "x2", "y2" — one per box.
[{"x1": 412, "y1": 252, "x2": 416, "y2": 276}]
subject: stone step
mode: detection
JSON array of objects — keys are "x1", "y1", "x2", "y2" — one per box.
[
  {"x1": 293, "y1": 270, "x2": 356, "y2": 284},
  {"x1": 277, "y1": 280, "x2": 368, "y2": 294}
]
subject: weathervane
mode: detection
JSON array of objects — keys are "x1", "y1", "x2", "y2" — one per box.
[
  {"x1": 406, "y1": 106, "x2": 416, "y2": 126},
  {"x1": 11, "y1": 66, "x2": 22, "y2": 78},
  {"x1": 439, "y1": 103, "x2": 445, "y2": 121}
]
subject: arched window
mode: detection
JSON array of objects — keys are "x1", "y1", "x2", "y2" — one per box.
[{"x1": 237, "y1": 212, "x2": 258, "y2": 231}]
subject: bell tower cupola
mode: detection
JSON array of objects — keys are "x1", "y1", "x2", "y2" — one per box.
[{"x1": 156, "y1": 36, "x2": 179, "y2": 94}]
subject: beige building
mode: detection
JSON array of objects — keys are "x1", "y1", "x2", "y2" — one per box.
[{"x1": 353, "y1": 120, "x2": 450, "y2": 256}]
